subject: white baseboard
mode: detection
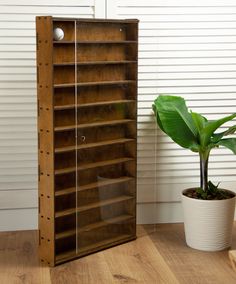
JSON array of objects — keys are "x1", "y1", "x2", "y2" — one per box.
[{"x1": 0, "y1": 208, "x2": 38, "y2": 231}]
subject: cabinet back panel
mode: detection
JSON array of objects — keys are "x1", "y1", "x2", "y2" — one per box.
[
  {"x1": 55, "y1": 214, "x2": 76, "y2": 234},
  {"x1": 77, "y1": 221, "x2": 135, "y2": 248},
  {"x1": 54, "y1": 88, "x2": 75, "y2": 106},
  {"x1": 53, "y1": 45, "x2": 75, "y2": 64},
  {"x1": 77, "y1": 181, "x2": 134, "y2": 207},
  {"x1": 54, "y1": 131, "x2": 76, "y2": 148},
  {"x1": 77, "y1": 85, "x2": 130, "y2": 104},
  {"x1": 77, "y1": 65, "x2": 126, "y2": 83},
  {"x1": 53, "y1": 21, "x2": 75, "y2": 41},
  {"x1": 55, "y1": 172, "x2": 76, "y2": 191},
  {"x1": 54, "y1": 66, "x2": 75, "y2": 84},
  {"x1": 77, "y1": 23, "x2": 126, "y2": 41},
  {"x1": 77, "y1": 44, "x2": 126, "y2": 62},
  {"x1": 77, "y1": 164, "x2": 126, "y2": 186},
  {"x1": 77, "y1": 201, "x2": 130, "y2": 228}
]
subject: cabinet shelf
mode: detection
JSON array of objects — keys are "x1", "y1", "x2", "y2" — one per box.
[
  {"x1": 55, "y1": 138, "x2": 134, "y2": 153},
  {"x1": 54, "y1": 60, "x2": 136, "y2": 66},
  {"x1": 54, "y1": 80, "x2": 135, "y2": 89},
  {"x1": 54, "y1": 119, "x2": 135, "y2": 132},
  {"x1": 53, "y1": 40, "x2": 137, "y2": 44},
  {"x1": 56, "y1": 234, "x2": 133, "y2": 264},
  {"x1": 55, "y1": 176, "x2": 134, "y2": 197},
  {"x1": 54, "y1": 99, "x2": 135, "y2": 110},
  {"x1": 55, "y1": 157, "x2": 134, "y2": 175},
  {"x1": 55, "y1": 195, "x2": 133, "y2": 218},
  {"x1": 56, "y1": 214, "x2": 134, "y2": 240}
]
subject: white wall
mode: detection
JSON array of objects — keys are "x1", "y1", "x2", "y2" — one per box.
[{"x1": 1, "y1": 0, "x2": 236, "y2": 230}]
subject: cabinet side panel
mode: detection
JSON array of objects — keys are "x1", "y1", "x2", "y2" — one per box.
[{"x1": 36, "y1": 16, "x2": 55, "y2": 266}]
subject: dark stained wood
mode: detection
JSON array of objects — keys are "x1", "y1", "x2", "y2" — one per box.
[
  {"x1": 55, "y1": 137, "x2": 135, "y2": 153},
  {"x1": 53, "y1": 40, "x2": 137, "y2": 44},
  {"x1": 36, "y1": 16, "x2": 55, "y2": 267},
  {"x1": 37, "y1": 16, "x2": 138, "y2": 266},
  {"x1": 54, "y1": 157, "x2": 134, "y2": 175},
  {"x1": 55, "y1": 176, "x2": 134, "y2": 197},
  {"x1": 54, "y1": 80, "x2": 135, "y2": 88},
  {"x1": 54, "y1": 119, "x2": 135, "y2": 132},
  {"x1": 54, "y1": 99, "x2": 135, "y2": 110}
]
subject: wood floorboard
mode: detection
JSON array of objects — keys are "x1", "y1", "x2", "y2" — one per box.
[
  {"x1": 1, "y1": 224, "x2": 236, "y2": 283},
  {"x1": 146, "y1": 223, "x2": 236, "y2": 284}
]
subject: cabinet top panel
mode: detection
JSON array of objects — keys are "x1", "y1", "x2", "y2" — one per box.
[{"x1": 36, "y1": 16, "x2": 139, "y2": 23}]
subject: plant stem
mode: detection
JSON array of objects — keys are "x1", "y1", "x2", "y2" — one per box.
[{"x1": 200, "y1": 151, "x2": 210, "y2": 191}]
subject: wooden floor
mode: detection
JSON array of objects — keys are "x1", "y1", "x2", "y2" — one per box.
[{"x1": 1, "y1": 224, "x2": 236, "y2": 283}]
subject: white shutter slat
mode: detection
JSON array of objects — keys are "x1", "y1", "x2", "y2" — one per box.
[
  {"x1": 139, "y1": 65, "x2": 236, "y2": 72},
  {"x1": 0, "y1": 6, "x2": 93, "y2": 14},
  {"x1": 117, "y1": 14, "x2": 236, "y2": 22},
  {"x1": 0, "y1": 14, "x2": 93, "y2": 22},
  {"x1": 140, "y1": 22, "x2": 236, "y2": 29},
  {"x1": 118, "y1": 0, "x2": 236, "y2": 7},
  {"x1": 138, "y1": 72, "x2": 236, "y2": 80},
  {"x1": 0, "y1": 0, "x2": 94, "y2": 5},
  {"x1": 139, "y1": 43, "x2": 236, "y2": 51},
  {"x1": 139, "y1": 35, "x2": 236, "y2": 44},
  {"x1": 118, "y1": 6, "x2": 236, "y2": 15}
]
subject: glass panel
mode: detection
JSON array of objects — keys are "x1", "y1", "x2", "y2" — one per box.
[{"x1": 75, "y1": 20, "x2": 137, "y2": 255}]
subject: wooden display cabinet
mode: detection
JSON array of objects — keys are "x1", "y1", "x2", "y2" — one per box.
[{"x1": 36, "y1": 16, "x2": 138, "y2": 266}]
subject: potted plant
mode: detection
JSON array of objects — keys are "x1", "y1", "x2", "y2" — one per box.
[{"x1": 152, "y1": 95, "x2": 236, "y2": 251}]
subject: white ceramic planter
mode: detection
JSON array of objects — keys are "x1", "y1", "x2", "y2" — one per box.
[{"x1": 182, "y1": 189, "x2": 236, "y2": 251}]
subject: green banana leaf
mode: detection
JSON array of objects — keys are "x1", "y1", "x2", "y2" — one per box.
[
  {"x1": 216, "y1": 138, "x2": 236, "y2": 155},
  {"x1": 153, "y1": 96, "x2": 200, "y2": 151},
  {"x1": 191, "y1": 112, "x2": 207, "y2": 133},
  {"x1": 200, "y1": 113, "x2": 236, "y2": 147},
  {"x1": 211, "y1": 125, "x2": 236, "y2": 143}
]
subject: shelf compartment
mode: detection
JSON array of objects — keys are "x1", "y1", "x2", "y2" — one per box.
[
  {"x1": 54, "y1": 61, "x2": 136, "y2": 66},
  {"x1": 54, "y1": 119, "x2": 135, "y2": 132},
  {"x1": 56, "y1": 234, "x2": 134, "y2": 264},
  {"x1": 55, "y1": 138, "x2": 134, "y2": 153},
  {"x1": 54, "y1": 99, "x2": 135, "y2": 111},
  {"x1": 56, "y1": 214, "x2": 134, "y2": 240},
  {"x1": 53, "y1": 40, "x2": 137, "y2": 44},
  {"x1": 54, "y1": 123, "x2": 135, "y2": 150},
  {"x1": 54, "y1": 63, "x2": 135, "y2": 85},
  {"x1": 55, "y1": 195, "x2": 134, "y2": 218},
  {"x1": 54, "y1": 84, "x2": 136, "y2": 107},
  {"x1": 55, "y1": 157, "x2": 134, "y2": 175},
  {"x1": 55, "y1": 176, "x2": 134, "y2": 197},
  {"x1": 54, "y1": 80, "x2": 135, "y2": 88}
]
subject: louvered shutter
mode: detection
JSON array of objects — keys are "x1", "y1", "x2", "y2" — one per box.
[
  {"x1": 0, "y1": 0, "x2": 105, "y2": 231},
  {"x1": 108, "y1": 0, "x2": 236, "y2": 223}
]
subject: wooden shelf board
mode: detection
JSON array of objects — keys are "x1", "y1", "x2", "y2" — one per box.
[
  {"x1": 56, "y1": 234, "x2": 133, "y2": 264},
  {"x1": 55, "y1": 195, "x2": 133, "y2": 218},
  {"x1": 55, "y1": 187, "x2": 75, "y2": 197},
  {"x1": 55, "y1": 176, "x2": 134, "y2": 197},
  {"x1": 55, "y1": 138, "x2": 135, "y2": 153},
  {"x1": 53, "y1": 40, "x2": 137, "y2": 44},
  {"x1": 55, "y1": 157, "x2": 134, "y2": 175},
  {"x1": 54, "y1": 60, "x2": 136, "y2": 66},
  {"x1": 54, "y1": 99, "x2": 135, "y2": 110},
  {"x1": 54, "y1": 119, "x2": 135, "y2": 132},
  {"x1": 56, "y1": 214, "x2": 134, "y2": 240},
  {"x1": 54, "y1": 80, "x2": 135, "y2": 89}
]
